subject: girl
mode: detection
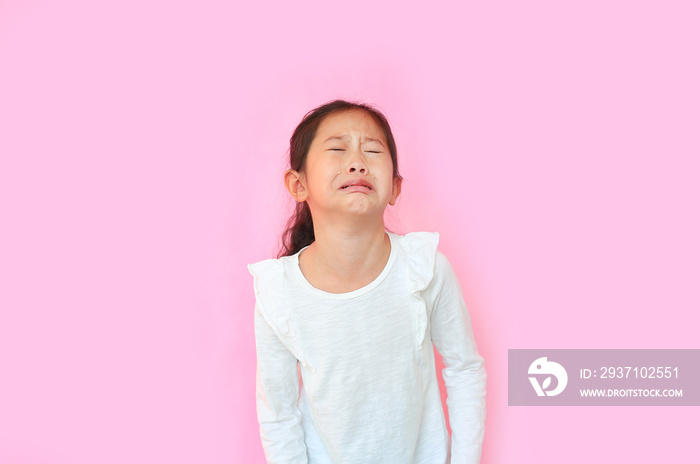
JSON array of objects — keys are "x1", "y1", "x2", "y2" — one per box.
[{"x1": 247, "y1": 100, "x2": 486, "y2": 463}]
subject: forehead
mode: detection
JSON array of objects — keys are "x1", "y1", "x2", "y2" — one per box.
[{"x1": 315, "y1": 109, "x2": 386, "y2": 142}]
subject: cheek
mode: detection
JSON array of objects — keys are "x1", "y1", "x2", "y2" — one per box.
[
  {"x1": 304, "y1": 163, "x2": 338, "y2": 190},
  {"x1": 372, "y1": 159, "x2": 394, "y2": 178},
  {"x1": 374, "y1": 171, "x2": 394, "y2": 193}
]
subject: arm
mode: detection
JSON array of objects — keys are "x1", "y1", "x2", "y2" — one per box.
[
  {"x1": 254, "y1": 301, "x2": 308, "y2": 463},
  {"x1": 429, "y1": 251, "x2": 486, "y2": 464}
]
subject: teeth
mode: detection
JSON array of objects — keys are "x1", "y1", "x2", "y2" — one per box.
[{"x1": 342, "y1": 184, "x2": 370, "y2": 190}]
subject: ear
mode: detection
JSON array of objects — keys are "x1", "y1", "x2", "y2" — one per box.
[
  {"x1": 284, "y1": 169, "x2": 309, "y2": 202},
  {"x1": 388, "y1": 177, "x2": 402, "y2": 206}
]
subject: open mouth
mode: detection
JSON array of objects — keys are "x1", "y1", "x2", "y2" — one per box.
[{"x1": 340, "y1": 184, "x2": 372, "y2": 190}]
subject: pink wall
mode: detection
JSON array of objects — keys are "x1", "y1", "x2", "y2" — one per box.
[{"x1": 1, "y1": 1, "x2": 698, "y2": 462}]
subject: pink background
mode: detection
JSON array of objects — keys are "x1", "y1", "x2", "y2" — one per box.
[{"x1": 1, "y1": 1, "x2": 698, "y2": 463}]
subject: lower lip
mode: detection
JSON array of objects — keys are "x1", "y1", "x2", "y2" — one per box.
[{"x1": 340, "y1": 185, "x2": 372, "y2": 193}]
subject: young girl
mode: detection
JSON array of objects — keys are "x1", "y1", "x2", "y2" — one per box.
[{"x1": 247, "y1": 100, "x2": 486, "y2": 464}]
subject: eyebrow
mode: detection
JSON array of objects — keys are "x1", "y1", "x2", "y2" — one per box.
[{"x1": 323, "y1": 135, "x2": 386, "y2": 146}]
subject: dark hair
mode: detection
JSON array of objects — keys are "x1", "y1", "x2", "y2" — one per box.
[{"x1": 277, "y1": 99, "x2": 403, "y2": 258}]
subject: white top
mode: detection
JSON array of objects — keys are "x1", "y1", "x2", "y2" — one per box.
[{"x1": 247, "y1": 231, "x2": 486, "y2": 464}]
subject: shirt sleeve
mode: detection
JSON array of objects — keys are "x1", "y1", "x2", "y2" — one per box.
[
  {"x1": 254, "y1": 300, "x2": 309, "y2": 463},
  {"x1": 428, "y1": 251, "x2": 487, "y2": 464}
]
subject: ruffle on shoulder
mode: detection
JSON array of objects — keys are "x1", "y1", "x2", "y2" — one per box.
[
  {"x1": 247, "y1": 258, "x2": 308, "y2": 366},
  {"x1": 395, "y1": 231, "x2": 441, "y2": 352}
]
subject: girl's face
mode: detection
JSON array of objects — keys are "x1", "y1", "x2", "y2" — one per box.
[{"x1": 293, "y1": 109, "x2": 401, "y2": 219}]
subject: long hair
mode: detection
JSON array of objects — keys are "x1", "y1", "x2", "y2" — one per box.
[{"x1": 277, "y1": 99, "x2": 402, "y2": 258}]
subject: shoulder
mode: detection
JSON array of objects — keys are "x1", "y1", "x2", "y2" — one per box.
[
  {"x1": 392, "y1": 230, "x2": 440, "y2": 253},
  {"x1": 391, "y1": 231, "x2": 460, "y2": 293},
  {"x1": 389, "y1": 231, "x2": 442, "y2": 293},
  {"x1": 246, "y1": 256, "x2": 294, "y2": 310},
  {"x1": 391, "y1": 231, "x2": 440, "y2": 272},
  {"x1": 247, "y1": 257, "x2": 284, "y2": 281},
  {"x1": 399, "y1": 231, "x2": 454, "y2": 277},
  {"x1": 247, "y1": 253, "x2": 299, "y2": 284}
]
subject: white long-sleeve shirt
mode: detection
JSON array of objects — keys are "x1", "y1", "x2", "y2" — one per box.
[{"x1": 247, "y1": 231, "x2": 486, "y2": 464}]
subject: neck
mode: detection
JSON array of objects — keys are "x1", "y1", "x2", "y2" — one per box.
[{"x1": 303, "y1": 215, "x2": 390, "y2": 285}]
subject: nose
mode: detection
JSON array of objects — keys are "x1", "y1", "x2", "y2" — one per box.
[{"x1": 344, "y1": 146, "x2": 369, "y2": 175}]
